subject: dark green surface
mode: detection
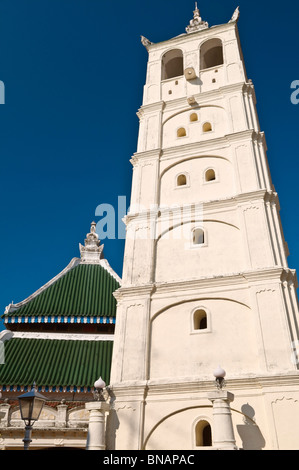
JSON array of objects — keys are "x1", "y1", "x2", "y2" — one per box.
[
  {"x1": 0, "y1": 337, "x2": 113, "y2": 388},
  {"x1": 3, "y1": 264, "x2": 120, "y2": 319}
]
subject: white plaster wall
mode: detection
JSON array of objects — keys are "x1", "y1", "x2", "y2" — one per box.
[
  {"x1": 159, "y1": 156, "x2": 236, "y2": 206},
  {"x1": 155, "y1": 219, "x2": 244, "y2": 282},
  {"x1": 162, "y1": 106, "x2": 229, "y2": 148},
  {"x1": 149, "y1": 298, "x2": 257, "y2": 379},
  {"x1": 109, "y1": 384, "x2": 299, "y2": 451}
]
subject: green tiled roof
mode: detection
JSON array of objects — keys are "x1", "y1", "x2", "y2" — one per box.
[
  {"x1": 0, "y1": 337, "x2": 113, "y2": 390},
  {"x1": 3, "y1": 263, "x2": 120, "y2": 319}
]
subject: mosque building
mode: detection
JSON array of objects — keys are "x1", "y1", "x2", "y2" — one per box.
[{"x1": 1, "y1": 5, "x2": 299, "y2": 450}]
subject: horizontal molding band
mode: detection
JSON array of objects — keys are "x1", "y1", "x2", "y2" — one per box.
[{"x1": 4, "y1": 316, "x2": 116, "y2": 325}]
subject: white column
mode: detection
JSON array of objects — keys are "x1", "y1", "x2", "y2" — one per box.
[
  {"x1": 85, "y1": 402, "x2": 110, "y2": 450},
  {"x1": 207, "y1": 390, "x2": 238, "y2": 450}
]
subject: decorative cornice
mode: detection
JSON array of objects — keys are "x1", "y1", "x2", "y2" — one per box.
[
  {"x1": 130, "y1": 149, "x2": 161, "y2": 167},
  {"x1": 153, "y1": 267, "x2": 289, "y2": 296},
  {"x1": 122, "y1": 189, "x2": 277, "y2": 224},
  {"x1": 110, "y1": 372, "x2": 299, "y2": 397},
  {"x1": 138, "y1": 82, "x2": 247, "y2": 118},
  {"x1": 4, "y1": 315, "x2": 116, "y2": 325},
  {"x1": 137, "y1": 101, "x2": 165, "y2": 118},
  {"x1": 113, "y1": 284, "x2": 155, "y2": 301},
  {"x1": 160, "y1": 129, "x2": 256, "y2": 161},
  {"x1": 0, "y1": 384, "x2": 94, "y2": 394},
  {"x1": 115, "y1": 268, "x2": 297, "y2": 301}
]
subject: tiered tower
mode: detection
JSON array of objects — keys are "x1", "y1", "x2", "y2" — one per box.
[{"x1": 109, "y1": 6, "x2": 299, "y2": 450}]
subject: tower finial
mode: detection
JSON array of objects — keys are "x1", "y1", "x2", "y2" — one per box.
[{"x1": 186, "y1": 3, "x2": 208, "y2": 34}]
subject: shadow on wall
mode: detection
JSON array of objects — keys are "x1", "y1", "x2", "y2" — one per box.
[{"x1": 236, "y1": 403, "x2": 266, "y2": 450}]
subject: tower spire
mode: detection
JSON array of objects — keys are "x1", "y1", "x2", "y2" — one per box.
[{"x1": 186, "y1": 2, "x2": 209, "y2": 33}]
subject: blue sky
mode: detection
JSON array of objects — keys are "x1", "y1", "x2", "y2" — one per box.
[{"x1": 0, "y1": 0, "x2": 298, "y2": 331}]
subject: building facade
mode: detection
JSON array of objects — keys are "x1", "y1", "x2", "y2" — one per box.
[{"x1": 109, "y1": 5, "x2": 299, "y2": 450}]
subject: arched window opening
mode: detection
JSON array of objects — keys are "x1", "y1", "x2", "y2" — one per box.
[
  {"x1": 203, "y1": 122, "x2": 212, "y2": 132},
  {"x1": 193, "y1": 309, "x2": 207, "y2": 330},
  {"x1": 193, "y1": 228, "x2": 204, "y2": 245},
  {"x1": 190, "y1": 113, "x2": 198, "y2": 122},
  {"x1": 162, "y1": 49, "x2": 184, "y2": 80},
  {"x1": 195, "y1": 420, "x2": 212, "y2": 447},
  {"x1": 177, "y1": 174, "x2": 187, "y2": 186},
  {"x1": 177, "y1": 127, "x2": 186, "y2": 138},
  {"x1": 205, "y1": 169, "x2": 216, "y2": 182},
  {"x1": 200, "y1": 39, "x2": 224, "y2": 70}
]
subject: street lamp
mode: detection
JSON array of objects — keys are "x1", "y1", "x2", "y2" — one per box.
[{"x1": 18, "y1": 383, "x2": 47, "y2": 450}]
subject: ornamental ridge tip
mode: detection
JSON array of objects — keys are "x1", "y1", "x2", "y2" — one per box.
[
  {"x1": 79, "y1": 221, "x2": 104, "y2": 264},
  {"x1": 186, "y1": 3, "x2": 209, "y2": 34}
]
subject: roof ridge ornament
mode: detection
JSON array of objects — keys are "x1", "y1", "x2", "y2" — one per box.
[
  {"x1": 186, "y1": 2, "x2": 209, "y2": 34},
  {"x1": 229, "y1": 6, "x2": 240, "y2": 23},
  {"x1": 141, "y1": 35, "x2": 153, "y2": 49},
  {"x1": 79, "y1": 221, "x2": 104, "y2": 264}
]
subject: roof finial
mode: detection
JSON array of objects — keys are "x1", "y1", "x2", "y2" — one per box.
[
  {"x1": 194, "y1": 2, "x2": 200, "y2": 17},
  {"x1": 141, "y1": 35, "x2": 153, "y2": 49},
  {"x1": 186, "y1": 3, "x2": 209, "y2": 34},
  {"x1": 79, "y1": 221, "x2": 104, "y2": 264},
  {"x1": 229, "y1": 6, "x2": 240, "y2": 23}
]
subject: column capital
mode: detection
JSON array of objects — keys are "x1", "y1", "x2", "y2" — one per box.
[
  {"x1": 85, "y1": 401, "x2": 111, "y2": 413},
  {"x1": 207, "y1": 390, "x2": 235, "y2": 403}
]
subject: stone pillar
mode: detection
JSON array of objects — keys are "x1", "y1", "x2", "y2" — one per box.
[
  {"x1": 207, "y1": 390, "x2": 238, "y2": 450},
  {"x1": 0, "y1": 402, "x2": 10, "y2": 427},
  {"x1": 56, "y1": 402, "x2": 68, "y2": 428},
  {"x1": 85, "y1": 402, "x2": 110, "y2": 450}
]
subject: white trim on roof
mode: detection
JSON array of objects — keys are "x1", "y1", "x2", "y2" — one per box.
[
  {"x1": 4, "y1": 257, "x2": 81, "y2": 315},
  {"x1": 4, "y1": 256, "x2": 122, "y2": 316},
  {"x1": 8, "y1": 331, "x2": 114, "y2": 342}
]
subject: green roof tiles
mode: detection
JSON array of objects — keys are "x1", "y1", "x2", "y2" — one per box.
[
  {"x1": 3, "y1": 263, "x2": 120, "y2": 319},
  {"x1": 0, "y1": 337, "x2": 113, "y2": 389}
]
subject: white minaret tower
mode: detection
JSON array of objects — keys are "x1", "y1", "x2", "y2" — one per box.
[{"x1": 109, "y1": 5, "x2": 299, "y2": 450}]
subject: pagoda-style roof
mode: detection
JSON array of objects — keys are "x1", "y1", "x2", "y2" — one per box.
[
  {"x1": 0, "y1": 222, "x2": 121, "y2": 394},
  {"x1": 2, "y1": 222, "x2": 121, "y2": 327},
  {"x1": 2, "y1": 261, "x2": 120, "y2": 326},
  {"x1": 0, "y1": 335, "x2": 113, "y2": 392}
]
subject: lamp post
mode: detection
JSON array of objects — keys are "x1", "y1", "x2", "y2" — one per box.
[
  {"x1": 85, "y1": 377, "x2": 110, "y2": 450},
  {"x1": 17, "y1": 383, "x2": 47, "y2": 450},
  {"x1": 207, "y1": 367, "x2": 238, "y2": 450}
]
